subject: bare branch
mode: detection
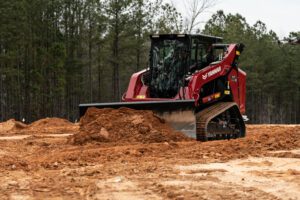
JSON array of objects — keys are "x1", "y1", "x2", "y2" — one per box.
[{"x1": 177, "y1": 0, "x2": 218, "y2": 33}]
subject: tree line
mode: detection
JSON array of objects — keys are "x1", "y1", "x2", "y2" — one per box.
[
  {"x1": 203, "y1": 11, "x2": 300, "y2": 123},
  {"x1": 0, "y1": 0, "x2": 299, "y2": 123},
  {"x1": 0, "y1": 0, "x2": 182, "y2": 122}
]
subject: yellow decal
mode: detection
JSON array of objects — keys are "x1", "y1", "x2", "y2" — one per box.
[
  {"x1": 214, "y1": 93, "x2": 221, "y2": 98},
  {"x1": 136, "y1": 95, "x2": 145, "y2": 99}
]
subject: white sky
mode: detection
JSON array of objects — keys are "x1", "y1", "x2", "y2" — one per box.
[{"x1": 169, "y1": 0, "x2": 300, "y2": 39}]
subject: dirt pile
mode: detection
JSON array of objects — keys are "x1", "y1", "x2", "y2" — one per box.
[
  {"x1": 70, "y1": 107, "x2": 190, "y2": 145},
  {"x1": 1, "y1": 117, "x2": 79, "y2": 135},
  {"x1": 29, "y1": 117, "x2": 74, "y2": 128},
  {"x1": 24, "y1": 117, "x2": 78, "y2": 134},
  {"x1": 0, "y1": 119, "x2": 27, "y2": 134}
]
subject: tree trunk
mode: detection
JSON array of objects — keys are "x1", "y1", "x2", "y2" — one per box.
[{"x1": 113, "y1": 10, "x2": 120, "y2": 101}]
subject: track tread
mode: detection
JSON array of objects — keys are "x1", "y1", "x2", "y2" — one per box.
[{"x1": 196, "y1": 102, "x2": 245, "y2": 141}]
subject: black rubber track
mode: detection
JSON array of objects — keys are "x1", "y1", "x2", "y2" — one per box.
[{"x1": 196, "y1": 102, "x2": 246, "y2": 141}]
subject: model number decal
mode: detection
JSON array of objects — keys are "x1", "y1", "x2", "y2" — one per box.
[{"x1": 202, "y1": 66, "x2": 221, "y2": 80}]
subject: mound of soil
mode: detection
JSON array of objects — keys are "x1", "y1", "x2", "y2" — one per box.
[
  {"x1": 29, "y1": 117, "x2": 74, "y2": 128},
  {"x1": 0, "y1": 119, "x2": 27, "y2": 134},
  {"x1": 70, "y1": 107, "x2": 190, "y2": 145},
  {"x1": 25, "y1": 117, "x2": 78, "y2": 134}
]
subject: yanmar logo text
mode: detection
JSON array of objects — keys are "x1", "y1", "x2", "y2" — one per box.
[{"x1": 202, "y1": 66, "x2": 221, "y2": 80}]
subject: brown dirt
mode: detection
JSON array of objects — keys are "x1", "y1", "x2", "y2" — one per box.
[
  {"x1": 70, "y1": 107, "x2": 191, "y2": 145},
  {"x1": 0, "y1": 113, "x2": 299, "y2": 200},
  {"x1": 0, "y1": 119, "x2": 27, "y2": 134},
  {"x1": 1, "y1": 117, "x2": 78, "y2": 135},
  {"x1": 25, "y1": 117, "x2": 79, "y2": 135},
  {"x1": 29, "y1": 117, "x2": 74, "y2": 128}
]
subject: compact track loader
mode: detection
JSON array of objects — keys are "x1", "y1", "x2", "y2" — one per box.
[{"x1": 79, "y1": 34, "x2": 247, "y2": 141}]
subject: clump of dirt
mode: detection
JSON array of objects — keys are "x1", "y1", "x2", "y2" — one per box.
[
  {"x1": 24, "y1": 117, "x2": 78, "y2": 134},
  {"x1": 70, "y1": 107, "x2": 191, "y2": 145},
  {"x1": 0, "y1": 119, "x2": 27, "y2": 134}
]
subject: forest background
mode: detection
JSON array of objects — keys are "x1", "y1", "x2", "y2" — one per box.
[{"x1": 0, "y1": 0, "x2": 299, "y2": 123}]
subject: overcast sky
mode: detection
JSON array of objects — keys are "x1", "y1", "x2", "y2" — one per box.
[{"x1": 169, "y1": 0, "x2": 300, "y2": 39}]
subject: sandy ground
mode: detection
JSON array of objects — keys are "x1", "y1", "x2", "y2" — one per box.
[{"x1": 0, "y1": 117, "x2": 299, "y2": 199}]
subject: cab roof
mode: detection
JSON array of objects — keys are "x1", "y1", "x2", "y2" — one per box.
[{"x1": 150, "y1": 34, "x2": 223, "y2": 43}]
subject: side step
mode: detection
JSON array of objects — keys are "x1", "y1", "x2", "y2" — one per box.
[{"x1": 196, "y1": 102, "x2": 246, "y2": 141}]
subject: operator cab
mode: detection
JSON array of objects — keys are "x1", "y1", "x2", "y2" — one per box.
[
  {"x1": 149, "y1": 34, "x2": 223, "y2": 98},
  {"x1": 209, "y1": 44, "x2": 230, "y2": 65}
]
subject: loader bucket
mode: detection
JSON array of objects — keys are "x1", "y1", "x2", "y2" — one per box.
[{"x1": 79, "y1": 100, "x2": 197, "y2": 138}]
